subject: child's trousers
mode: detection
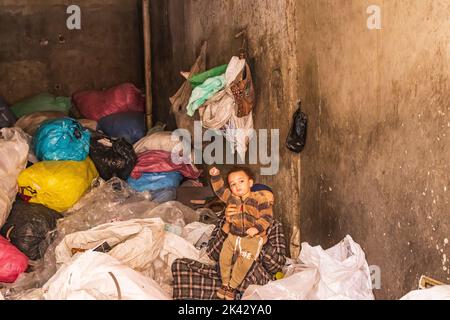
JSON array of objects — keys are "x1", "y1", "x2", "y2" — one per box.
[{"x1": 219, "y1": 234, "x2": 264, "y2": 289}]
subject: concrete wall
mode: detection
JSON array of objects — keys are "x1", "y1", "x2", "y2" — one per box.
[
  {"x1": 153, "y1": 0, "x2": 450, "y2": 299},
  {"x1": 0, "y1": 0, "x2": 143, "y2": 104},
  {"x1": 296, "y1": 0, "x2": 450, "y2": 300}
]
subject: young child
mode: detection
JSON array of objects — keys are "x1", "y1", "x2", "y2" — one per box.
[{"x1": 209, "y1": 166, "x2": 274, "y2": 300}]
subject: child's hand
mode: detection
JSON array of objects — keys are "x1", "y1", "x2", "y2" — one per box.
[
  {"x1": 246, "y1": 227, "x2": 259, "y2": 237},
  {"x1": 225, "y1": 205, "x2": 240, "y2": 219},
  {"x1": 209, "y1": 167, "x2": 220, "y2": 176}
]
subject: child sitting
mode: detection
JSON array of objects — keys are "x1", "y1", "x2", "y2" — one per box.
[{"x1": 209, "y1": 166, "x2": 274, "y2": 300}]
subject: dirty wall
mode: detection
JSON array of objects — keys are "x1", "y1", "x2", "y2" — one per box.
[
  {"x1": 150, "y1": 0, "x2": 302, "y2": 257},
  {"x1": 0, "y1": 0, "x2": 143, "y2": 104},
  {"x1": 153, "y1": 0, "x2": 450, "y2": 299}
]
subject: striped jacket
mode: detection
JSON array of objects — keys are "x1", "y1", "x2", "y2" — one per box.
[{"x1": 211, "y1": 175, "x2": 274, "y2": 242}]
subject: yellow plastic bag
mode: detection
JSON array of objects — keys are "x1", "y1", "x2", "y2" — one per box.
[{"x1": 18, "y1": 158, "x2": 99, "y2": 212}]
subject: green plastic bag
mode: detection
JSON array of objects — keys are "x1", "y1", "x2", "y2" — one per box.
[
  {"x1": 189, "y1": 64, "x2": 228, "y2": 88},
  {"x1": 11, "y1": 93, "x2": 72, "y2": 118}
]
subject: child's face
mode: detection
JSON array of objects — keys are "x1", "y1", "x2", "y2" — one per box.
[{"x1": 228, "y1": 171, "x2": 254, "y2": 198}]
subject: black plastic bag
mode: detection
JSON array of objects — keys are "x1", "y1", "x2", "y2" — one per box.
[
  {"x1": 0, "y1": 97, "x2": 16, "y2": 128},
  {"x1": 286, "y1": 101, "x2": 307, "y2": 153},
  {"x1": 1, "y1": 199, "x2": 60, "y2": 260},
  {"x1": 89, "y1": 131, "x2": 138, "y2": 181}
]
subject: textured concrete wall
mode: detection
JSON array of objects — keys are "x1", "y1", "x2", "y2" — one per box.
[
  {"x1": 296, "y1": 0, "x2": 450, "y2": 299},
  {"x1": 0, "y1": 0, "x2": 143, "y2": 104},
  {"x1": 154, "y1": 0, "x2": 449, "y2": 299}
]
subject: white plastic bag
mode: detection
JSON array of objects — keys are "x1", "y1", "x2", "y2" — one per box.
[
  {"x1": 182, "y1": 222, "x2": 215, "y2": 248},
  {"x1": 400, "y1": 286, "x2": 450, "y2": 300},
  {"x1": 301, "y1": 235, "x2": 374, "y2": 300},
  {"x1": 243, "y1": 267, "x2": 318, "y2": 300},
  {"x1": 243, "y1": 235, "x2": 374, "y2": 300},
  {"x1": 150, "y1": 230, "x2": 215, "y2": 296},
  {"x1": 55, "y1": 218, "x2": 165, "y2": 272},
  {"x1": 0, "y1": 127, "x2": 30, "y2": 227},
  {"x1": 43, "y1": 251, "x2": 170, "y2": 300}
]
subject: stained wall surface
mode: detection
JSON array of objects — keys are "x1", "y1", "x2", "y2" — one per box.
[{"x1": 153, "y1": 0, "x2": 449, "y2": 299}]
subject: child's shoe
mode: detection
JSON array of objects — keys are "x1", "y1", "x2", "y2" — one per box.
[
  {"x1": 224, "y1": 287, "x2": 236, "y2": 301},
  {"x1": 217, "y1": 285, "x2": 229, "y2": 300}
]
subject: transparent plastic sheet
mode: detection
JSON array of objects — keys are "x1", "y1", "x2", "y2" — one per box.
[
  {"x1": 61, "y1": 177, "x2": 158, "y2": 234},
  {"x1": 147, "y1": 201, "x2": 200, "y2": 227},
  {"x1": 0, "y1": 230, "x2": 58, "y2": 299}
]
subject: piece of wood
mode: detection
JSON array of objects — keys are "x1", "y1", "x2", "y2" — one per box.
[{"x1": 142, "y1": 0, "x2": 153, "y2": 130}]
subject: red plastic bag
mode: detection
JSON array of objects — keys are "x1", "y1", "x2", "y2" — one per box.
[
  {"x1": 0, "y1": 235, "x2": 28, "y2": 283},
  {"x1": 72, "y1": 83, "x2": 145, "y2": 121},
  {"x1": 130, "y1": 150, "x2": 201, "y2": 180}
]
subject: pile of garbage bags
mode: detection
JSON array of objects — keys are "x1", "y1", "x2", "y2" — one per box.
[{"x1": 0, "y1": 85, "x2": 204, "y2": 299}]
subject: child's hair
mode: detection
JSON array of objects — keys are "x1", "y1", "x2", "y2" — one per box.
[{"x1": 227, "y1": 166, "x2": 255, "y2": 183}]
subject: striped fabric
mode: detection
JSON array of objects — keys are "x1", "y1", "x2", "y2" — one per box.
[
  {"x1": 210, "y1": 175, "x2": 274, "y2": 242},
  {"x1": 171, "y1": 215, "x2": 287, "y2": 300}
]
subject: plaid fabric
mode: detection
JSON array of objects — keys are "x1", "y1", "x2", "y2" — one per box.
[{"x1": 172, "y1": 215, "x2": 287, "y2": 300}]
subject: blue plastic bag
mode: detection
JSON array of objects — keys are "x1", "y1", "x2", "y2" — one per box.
[
  {"x1": 98, "y1": 112, "x2": 146, "y2": 145},
  {"x1": 0, "y1": 97, "x2": 16, "y2": 128},
  {"x1": 127, "y1": 172, "x2": 183, "y2": 193},
  {"x1": 33, "y1": 118, "x2": 91, "y2": 161}
]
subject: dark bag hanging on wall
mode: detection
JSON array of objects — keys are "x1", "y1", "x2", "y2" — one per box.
[{"x1": 286, "y1": 101, "x2": 308, "y2": 153}]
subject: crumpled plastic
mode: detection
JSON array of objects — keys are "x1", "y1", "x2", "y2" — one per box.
[
  {"x1": 242, "y1": 235, "x2": 374, "y2": 300},
  {"x1": 187, "y1": 75, "x2": 226, "y2": 117},
  {"x1": 43, "y1": 251, "x2": 170, "y2": 300},
  {"x1": 33, "y1": 118, "x2": 91, "y2": 161},
  {"x1": 18, "y1": 158, "x2": 99, "y2": 213},
  {"x1": 0, "y1": 127, "x2": 30, "y2": 227}
]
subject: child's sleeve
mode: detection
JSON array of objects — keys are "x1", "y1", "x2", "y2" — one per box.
[
  {"x1": 254, "y1": 192, "x2": 275, "y2": 233},
  {"x1": 211, "y1": 175, "x2": 232, "y2": 203}
]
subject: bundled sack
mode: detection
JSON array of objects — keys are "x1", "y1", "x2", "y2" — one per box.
[
  {"x1": 33, "y1": 118, "x2": 90, "y2": 161},
  {"x1": 98, "y1": 111, "x2": 146, "y2": 145},
  {"x1": 55, "y1": 218, "x2": 165, "y2": 272},
  {"x1": 72, "y1": 83, "x2": 144, "y2": 121},
  {"x1": 0, "y1": 235, "x2": 28, "y2": 283},
  {"x1": 286, "y1": 101, "x2": 307, "y2": 153},
  {"x1": 242, "y1": 235, "x2": 374, "y2": 300},
  {"x1": 89, "y1": 132, "x2": 137, "y2": 181},
  {"x1": 0, "y1": 128, "x2": 30, "y2": 227},
  {"x1": 14, "y1": 111, "x2": 66, "y2": 136},
  {"x1": 10, "y1": 93, "x2": 71, "y2": 118},
  {"x1": 134, "y1": 131, "x2": 182, "y2": 155},
  {"x1": 43, "y1": 251, "x2": 170, "y2": 300},
  {"x1": 130, "y1": 150, "x2": 201, "y2": 180},
  {"x1": 18, "y1": 158, "x2": 99, "y2": 212},
  {"x1": 0, "y1": 97, "x2": 16, "y2": 128},
  {"x1": 1, "y1": 200, "x2": 59, "y2": 261},
  {"x1": 127, "y1": 172, "x2": 183, "y2": 193}
]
